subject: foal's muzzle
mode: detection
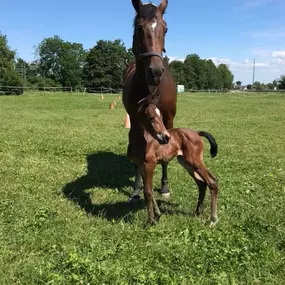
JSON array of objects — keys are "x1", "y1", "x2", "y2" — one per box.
[{"x1": 157, "y1": 132, "x2": 170, "y2": 145}]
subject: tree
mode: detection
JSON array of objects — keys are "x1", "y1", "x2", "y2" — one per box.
[
  {"x1": 236, "y1": 81, "x2": 242, "y2": 86},
  {"x1": 83, "y1": 39, "x2": 131, "y2": 90},
  {"x1": 277, "y1": 75, "x2": 285, "y2": 90},
  {"x1": 169, "y1": 60, "x2": 185, "y2": 85},
  {"x1": 216, "y1": 64, "x2": 234, "y2": 89},
  {"x1": 205, "y1": 59, "x2": 219, "y2": 89},
  {"x1": 266, "y1": 83, "x2": 274, "y2": 90},
  {"x1": 36, "y1": 35, "x2": 86, "y2": 88},
  {"x1": 0, "y1": 33, "x2": 23, "y2": 88},
  {"x1": 183, "y1": 54, "x2": 207, "y2": 90}
]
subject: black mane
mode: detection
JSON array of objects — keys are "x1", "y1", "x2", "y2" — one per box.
[{"x1": 134, "y1": 3, "x2": 158, "y2": 26}]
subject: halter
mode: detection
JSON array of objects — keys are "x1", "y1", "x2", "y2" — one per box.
[
  {"x1": 137, "y1": 52, "x2": 163, "y2": 60},
  {"x1": 137, "y1": 87, "x2": 158, "y2": 106}
]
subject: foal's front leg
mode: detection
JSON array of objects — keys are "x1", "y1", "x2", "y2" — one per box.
[{"x1": 143, "y1": 163, "x2": 159, "y2": 225}]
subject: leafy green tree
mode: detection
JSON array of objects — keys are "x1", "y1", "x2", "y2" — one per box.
[
  {"x1": 0, "y1": 33, "x2": 23, "y2": 88},
  {"x1": 83, "y1": 39, "x2": 131, "y2": 90},
  {"x1": 169, "y1": 60, "x2": 185, "y2": 85},
  {"x1": 253, "y1": 81, "x2": 264, "y2": 91},
  {"x1": 217, "y1": 64, "x2": 234, "y2": 89},
  {"x1": 36, "y1": 35, "x2": 86, "y2": 88},
  {"x1": 277, "y1": 75, "x2": 285, "y2": 90},
  {"x1": 266, "y1": 83, "x2": 274, "y2": 90},
  {"x1": 183, "y1": 54, "x2": 207, "y2": 90},
  {"x1": 236, "y1": 81, "x2": 242, "y2": 86},
  {"x1": 205, "y1": 59, "x2": 219, "y2": 89}
]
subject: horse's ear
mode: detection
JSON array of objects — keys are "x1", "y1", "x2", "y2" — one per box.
[
  {"x1": 158, "y1": 0, "x2": 168, "y2": 14},
  {"x1": 132, "y1": 0, "x2": 142, "y2": 12}
]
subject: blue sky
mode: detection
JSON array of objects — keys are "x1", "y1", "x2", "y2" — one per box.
[{"x1": 1, "y1": 0, "x2": 285, "y2": 84}]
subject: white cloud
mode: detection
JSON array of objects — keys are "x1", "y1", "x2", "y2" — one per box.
[
  {"x1": 272, "y1": 51, "x2": 285, "y2": 58},
  {"x1": 250, "y1": 31, "x2": 285, "y2": 39},
  {"x1": 168, "y1": 49, "x2": 285, "y2": 84},
  {"x1": 235, "y1": 0, "x2": 274, "y2": 10},
  {"x1": 168, "y1": 56, "x2": 185, "y2": 62}
]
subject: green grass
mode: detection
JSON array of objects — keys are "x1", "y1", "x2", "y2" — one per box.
[{"x1": 0, "y1": 91, "x2": 284, "y2": 285}]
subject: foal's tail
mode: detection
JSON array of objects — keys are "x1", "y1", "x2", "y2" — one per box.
[{"x1": 198, "y1": 131, "x2": 218, "y2": 158}]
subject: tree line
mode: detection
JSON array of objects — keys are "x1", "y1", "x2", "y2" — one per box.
[{"x1": 1, "y1": 32, "x2": 285, "y2": 93}]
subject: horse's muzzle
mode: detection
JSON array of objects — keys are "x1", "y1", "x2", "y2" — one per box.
[{"x1": 148, "y1": 66, "x2": 164, "y2": 86}]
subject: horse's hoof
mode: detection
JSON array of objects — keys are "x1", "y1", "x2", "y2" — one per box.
[
  {"x1": 128, "y1": 195, "x2": 141, "y2": 203},
  {"x1": 161, "y1": 192, "x2": 171, "y2": 200}
]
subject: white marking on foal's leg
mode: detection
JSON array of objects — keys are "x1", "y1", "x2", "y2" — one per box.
[
  {"x1": 194, "y1": 172, "x2": 204, "y2": 182},
  {"x1": 177, "y1": 150, "x2": 183, "y2": 156},
  {"x1": 152, "y1": 20, "x2": 158, "y2": 31},
  {"x1": 155, "y1": 108, "x2": 161, "y2": 116},
  {"x1": 210, "y1": 215, "x2": 219, "y2": 227}
]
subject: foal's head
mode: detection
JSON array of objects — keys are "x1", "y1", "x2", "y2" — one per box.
[
  {"x1": 138, "y1": 100, "x2": 170, "y2": 144},
  {"x1": 132, "y1": 0, "x2": 168, "y2": 86}
]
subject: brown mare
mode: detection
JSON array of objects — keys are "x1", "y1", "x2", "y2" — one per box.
[
  {"x1": 123, "y1": 0, "x2": 177, "y2": 202},
  {"x1": 127, "y1": 103, "x2": 219, "y2": 225}
]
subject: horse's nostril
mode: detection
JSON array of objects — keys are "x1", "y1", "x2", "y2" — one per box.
[{"x1": 149, "y1": 67, "x2": 163, "y2": 78}]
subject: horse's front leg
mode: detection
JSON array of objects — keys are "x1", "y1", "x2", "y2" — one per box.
[
  {"x1": 129, "y1": 164, "x2": 143, "y2": 202},
  {"x1": 160, "y1": 162, "x2": 170, "y2": 199}
]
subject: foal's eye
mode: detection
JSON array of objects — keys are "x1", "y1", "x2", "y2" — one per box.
[{"x1": 149, "y1": 117, "x2": 154, "y2": 121}]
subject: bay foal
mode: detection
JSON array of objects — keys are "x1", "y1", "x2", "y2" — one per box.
[{"x1": 127, "y1": 103, "x2": 219, "y2": 226}]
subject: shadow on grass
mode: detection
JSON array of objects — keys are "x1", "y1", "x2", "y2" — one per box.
[
  {"x1": 62, "y1": 151, "x2": 189, "y2": 223},
  {"x1": 62, "y1": 151, "x2": 142, "y2": 222}
]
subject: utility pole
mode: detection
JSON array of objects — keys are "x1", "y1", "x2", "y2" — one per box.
[{"x1": 252, "y1": 58, "x2": 256, "y2": 86}]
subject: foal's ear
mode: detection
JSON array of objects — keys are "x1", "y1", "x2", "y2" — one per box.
[
  {"x1": 132, "y1": 0, "x2": 143, "y2": 12},
  {"x1": 158, "y1": 0, "x2": 168, "y2": 14}
]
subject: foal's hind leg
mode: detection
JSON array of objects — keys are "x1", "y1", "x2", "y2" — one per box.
[
  {"x1": 193, "y1": 164, "x2": 219, "y2": 226},
  {"x1": 177, "y1": 156, "x2": 207, "y2": 216},
  {"x1": 177, "y1": 156, "x2": 218, "y2": 225}
]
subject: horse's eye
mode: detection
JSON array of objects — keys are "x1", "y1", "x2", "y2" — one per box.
[
  {"x1": 136, "y1": 26, "x2": 143, "y2": 33},
  {"x1": 165, "y1": 28, "x2": 168, "y2": 34},
  {"x1": 149, "y1": 116, "x2": 154, "y2": 121}
]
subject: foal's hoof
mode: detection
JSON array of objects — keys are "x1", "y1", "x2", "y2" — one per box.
[
  {"x1": 210, "y1": 216, "x2": 219, "y2": 227},
  {"x1": 149, "y1": 218, "x2": 159, "y2": 226}
]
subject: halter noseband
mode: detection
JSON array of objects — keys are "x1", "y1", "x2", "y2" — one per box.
[{"x1": 137, "y1": 52, "x2": 163, "y2": 60}]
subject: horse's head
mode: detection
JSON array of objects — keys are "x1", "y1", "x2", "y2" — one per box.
[
  {"x1": 137, "y1": 95, "x2": 170, "y2": 144},
  {"x1": 132, "y1": 0, "x2": 168, "y2": 86}
]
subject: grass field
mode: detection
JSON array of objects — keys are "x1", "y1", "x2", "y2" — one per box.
[{"x1": 0, "y1": 92, "x2": 285, "y2": 284}]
